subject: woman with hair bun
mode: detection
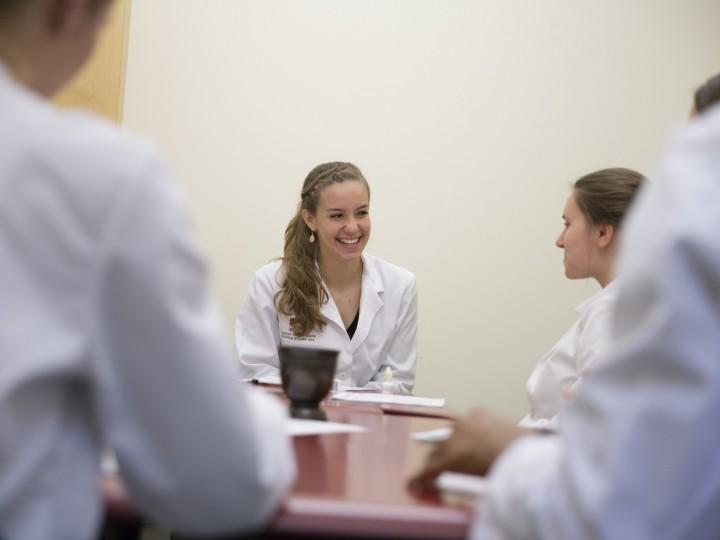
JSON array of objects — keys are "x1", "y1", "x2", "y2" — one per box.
[
  {"x1": 520, "y1": 167, "x2": 646, "y2": 429},
  {"x1": 235, "y1": 162, "x2": 417, "y2": 393}
]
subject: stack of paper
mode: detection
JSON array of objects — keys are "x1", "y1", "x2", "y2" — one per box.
[
  {"x1": 332, "y1": 392, "x2": 445, "y2": 408},
  {"x1": 411, "y1": 426, "x2": 453, "y2": 442},
  {"x1": 436, "y1": 472, "x2": 489, "y2": 497},
  {"x1": 287, "y1": 419, "x2": 366, "y2": 436}
]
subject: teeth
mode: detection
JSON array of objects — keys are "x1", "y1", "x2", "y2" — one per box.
[{"x1": 338, "y1": 238, "x2": 360, "y2": 245}]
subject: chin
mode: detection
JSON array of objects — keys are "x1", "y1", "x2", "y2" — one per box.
[
  {"x1": 337, "y1": 250, "x2": 364, "y2": 262},
  {"x1": 565, "y1": 270, "x2": 588, "y2": 281}
]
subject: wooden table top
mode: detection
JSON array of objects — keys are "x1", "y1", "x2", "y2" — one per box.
[{"x1": 103, "y1": 392, "x2": 473, "y2": 539}]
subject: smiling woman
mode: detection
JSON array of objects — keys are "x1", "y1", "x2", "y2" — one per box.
[{"x1": 235, "y1": 162, "x2": 418, "y2": 393}]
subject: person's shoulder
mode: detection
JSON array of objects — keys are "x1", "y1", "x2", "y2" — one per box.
[
  {"x1": 15, "y1": 100, "x2": 162, "y2": 196},
  {"x1": 623, "y1": 109, "x2": 720, "y2": 266},
  {"x1": 681, "y1": 104, "x2": 720, "y2": 148},
  {"x1": 364, "y1": 254, "x2": 416, "y2": 286},
  {"x1": 253, "y1": 260, "x2": 285, "y2": 288},
  {"x1": 52, "y1": 108, "x2": 160, "y2": 179},
  {"x1": 588, "y1": 285, "x2": 617, "y2": 317},
  {"x1": 1, "y1": 82, "x2": 172, "y2": 225},
  {"x1": 657, "y1": 107, "x2": 720, "y2": 200}
]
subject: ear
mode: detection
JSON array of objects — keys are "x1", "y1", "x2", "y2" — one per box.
[
  {"x1": 301, "y1": 209, "x2": 316, "y2": 231},
  {"x1": 596, "y1": 224, "x2": 615, "y2": 249}
]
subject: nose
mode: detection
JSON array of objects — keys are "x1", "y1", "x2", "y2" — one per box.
[
  {"x1": 555, "y1": 231, "x2": 564, "y2": 248},
  {"x1": 344, "y1": 217, "x2": 359, "y2": 234}
]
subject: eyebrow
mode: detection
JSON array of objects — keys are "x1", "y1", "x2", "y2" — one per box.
[{"x1": 324, "y1": 204, "x2": 369, "y2": 213}]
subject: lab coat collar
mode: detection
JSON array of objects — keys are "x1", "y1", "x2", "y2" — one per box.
[
  {"x1": 350, "y1": 255, "x2": 383, "y2": 351},
  {"x1": 574, "y1": 279, "x2": 618, "y2": 316},
  {"x1": 0, "y1": 60, "x2": 27, "y2": 92},
  {"x1": 0, "y1": 60, "x2": 44, "y2": 105}
]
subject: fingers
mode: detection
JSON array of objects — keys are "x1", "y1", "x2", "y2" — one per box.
[
  {"x1": 410, "y1": 409, "x2": 507, "y2": 492},
  {"x1": 409, "y1": 444, "x2": 451, "y2": 492}
]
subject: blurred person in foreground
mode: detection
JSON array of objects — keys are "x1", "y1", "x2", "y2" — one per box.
[
  {"x1": 412, "y1": 99, "x2": 720, "y2": 538},
  {"x1": 0, "y1": 1, "x2": 294, "y2": 538}
]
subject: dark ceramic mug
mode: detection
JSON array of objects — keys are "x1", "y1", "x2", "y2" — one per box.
[{"x1": 278, "y1": 346, "x2": 339, "y2": 420}]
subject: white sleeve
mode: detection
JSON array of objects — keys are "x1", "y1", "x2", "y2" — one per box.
[
  {"x1": 371, "y1": 276, "x2": 418, "y2": 393},
  {"x1": 93, "y1": 158, "x2": 295, "y2": 536},
  {"x1": 235, "y1": 268, "x2": 283, "y2": 379},
  {"x1": 471, "y1": 436, "x2": 575, "y2": 539},
  {"x1": 473, "y1": 116, "x2": 720, "y2": 539}
]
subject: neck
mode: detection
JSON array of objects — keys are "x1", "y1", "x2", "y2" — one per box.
[
  {"x1": 593, "y1": 253, "x2": 615, "y2": 289},
  {"x1": 0, "y1": 33, "x2": 52, "y2": 96},
  {"x1": 318, "y1": 255, "x2": 363, "y2": 288}
]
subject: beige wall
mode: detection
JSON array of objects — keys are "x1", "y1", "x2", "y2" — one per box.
[{"x1": 122, "y1": 0, "x2": 720, "y2": 418}]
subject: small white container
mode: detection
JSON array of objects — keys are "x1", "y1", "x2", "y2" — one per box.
[{"x1": 381, "y1": 366, "x2": 393, "y2": 394}]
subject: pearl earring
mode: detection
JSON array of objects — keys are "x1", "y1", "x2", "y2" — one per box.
[{"x1": 309, "y1": 231, "x2": 315, "y2": 243}]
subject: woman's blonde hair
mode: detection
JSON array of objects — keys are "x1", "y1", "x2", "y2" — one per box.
[{"x1": 275, "y1": 162, "x2": 369, "y2": 337}]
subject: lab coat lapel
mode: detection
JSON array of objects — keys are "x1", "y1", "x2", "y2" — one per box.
[
  {"x1": 319, "y1": 284, "x2": 346, "y2": 331},
  {"x1": 350, "y1": 256, "x2": 383, "y2": 352},
  {"x1": 312, "y1": 257, "x2": 345, "y2": 331}
]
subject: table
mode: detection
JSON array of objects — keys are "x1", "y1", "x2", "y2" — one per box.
[{"x1": 103, "y1": 395, "x2": 474, "y2": 539}]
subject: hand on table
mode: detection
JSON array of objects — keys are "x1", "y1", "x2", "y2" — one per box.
[{"x1": 409, "y1": 408, "x2": 532, "y2": 492}]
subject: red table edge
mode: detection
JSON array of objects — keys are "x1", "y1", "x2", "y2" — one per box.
[
  {"x1": 270, "y1": 496, "x2": 471, "y2": 539},
  {"x1": 102, "y1": 478, "x2": 472, "y2": 539}
]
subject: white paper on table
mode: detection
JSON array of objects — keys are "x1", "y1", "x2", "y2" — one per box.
[
  {"x1": 287, "y1": 418, "x2": 367, "y2": 437},
  {"x1": 334, "y1": 386, "x2": 379, "y2": 393},
  {"x1": 332, "y1": 391, "x2": 445, "y2": 408},
  {"x1": 436, "y1": 472, "x2": 489, "y2": 497},
  {"x1": 411, "y1": 426, "x2": 453, "y2": 443}
]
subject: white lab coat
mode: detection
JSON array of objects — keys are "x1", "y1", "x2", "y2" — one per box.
[
  {"x1": 235, "y1": 253, "x2": 418, "y2": 393},
  {"x1": 519, "y1": 282, "x2": 617, "y2": 430},
  {"x1": 472, "y1": 107, "x2": 720, "y2": 539},
  {"x1": 0, "y1": 64, "x2": 294, "y2": 540}
]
